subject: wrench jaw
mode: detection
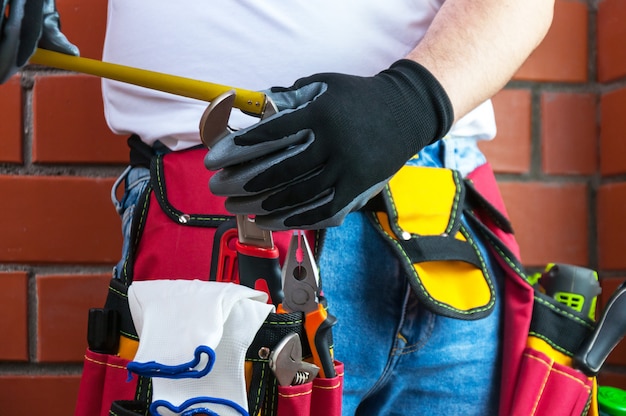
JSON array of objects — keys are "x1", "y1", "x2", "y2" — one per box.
[
  {"x1": 269, "y1": 333, "x2": 319, "y2": 386},
  {"x1": 199, "y1": 89, "x2": 277, "y2": 150},
  {"x1": 199, "y1": 89, "x2": 236, "y2": 149}
]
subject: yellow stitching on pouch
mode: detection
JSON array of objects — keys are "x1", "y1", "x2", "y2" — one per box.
[
  {"x1": 313, "y1": 381, "x2": 342, "y2": 390},
  {"x1": 459, "y1": 224, "x2": 496, "y2": 308},
  {"x1": 108, "y1": 285, "x2": 128, "y2": 299},
  {"x1": 264, "y1": 371, "x2": 277, "y2": 415},
  {"x1": 523, "y1": 352, "x2": 552, "y2": 416},
  {"x1": 386, "y1": 168, "x2": 462, "y2": 238},
  {"x1": 533, "y1": 296, "x2": 594, "y2": 329},
  {"x1": 123, "y1": 185, "x2": 151, "y2": 283},
  {"x1": 278, "y1": 389, "x2": 313, "y2": 399},
  {"x1": 523, "y1": 352, "x2": 591, "y2": 401},
  {"x1": 371, "y1": 212, "x2": 493, "y2": 315},
  {"x1": 528, "y1": 332, "x2": 574, "y2": 356},
  {"x1": 447, "y1": 170, "x2": 463, "y2": 235},
  {"x1": 263, "y1": 319, "x2": 304, "y2": 326},
  {"x1": 252, "y1": 363, "x2": 266, "y2": 410},
  {"x1": 155, "y1": 155, "x2": 232, "y2": 222},
  {"x1": 119, "y1": 330, "x2": 139, "y2": 341},
  {"x1": 479, "y1": 229, "x2": 526, "y2": 280},
  {"x1": 84, "y1": 354, "x2": 127, "y2": 370}
]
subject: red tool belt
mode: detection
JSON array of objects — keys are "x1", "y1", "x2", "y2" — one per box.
[
  {"x1": 75, "y1": 145, "x2": 598, "y2": 415},
  {"x1": 465, "y1": 164, "x2": 598, "y2": 416},
  {"x1": 74, "y1": 146, "x2": 343, "y2": 416}
]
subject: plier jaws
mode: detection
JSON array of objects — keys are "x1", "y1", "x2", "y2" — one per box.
[
  {"x1": 278, "y1": 232, "x2": 337, "y2": 379},
  {"x1": 280, "y1": 233, "x2": 320, "y2": 314}
]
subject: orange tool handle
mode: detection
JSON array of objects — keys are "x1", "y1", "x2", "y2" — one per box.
[
  {"x1": 304, "y1": 305, "x2": 337, "y2": 378},
  {"x1": 29, "y1": 48, "x2": 268, "y2": 116}
]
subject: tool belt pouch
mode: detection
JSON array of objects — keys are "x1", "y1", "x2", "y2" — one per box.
[
  {"x1": 75, "y1": 279, "x2": 153, "y2": 416},
  {"x1": 122, "y1": 146, "x2": 271, "y2": 284},
  {"x1": 458, "y1": 164, "x2": 599, "y2": 416},
  {"x1": 510, "y1": 292, "x2": 598, "y2": 416},
  {"x1": 246, "y1": 314, "x2": 344, "y2": 416},
  {"x1": 74, "y1": 347, "x2": 140, "y2": 416},
  {"x1": 76, "y1": 146, "x2": 339, "y2": 416},
  {"x1": 274, "y1": 362, "x2": 344, "y2": 416},
  {"x1": 481, "y1": 237, "x2": 599, "y2": 416},
  {"x1": 369, "y1": 165, "x2": 495, "y2": 319}
]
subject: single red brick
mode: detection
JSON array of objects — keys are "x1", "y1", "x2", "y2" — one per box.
[
  {"x1": 0, "y1": 272, "x2": 28, "y2": 361},
  {"x1": 600, "y1": 88, "x2": 626, "y2": 176},
  {"x1": 56, "y1": 0, "x2": 109, "y2": 60},
  {"x1": 0, "y1": 76, "x2": 23, "y2": 163},
  {"x1": 479, "y1": 89, "x2": 532, "y2": 174},
  {"x1": 0, "y1": 375, "x2": 81, "y2": 416},
  {"x1": 499, "y1": 181, "x2": 589, "y2": 267},
  {"x1": 598, "y1": 183, "x2": 626, "y2": 269},
  {"x1": 32, "y1": 74, "x2": 128, "y2": 164},
  {"x1": 599, "y1": 372, "x2": 626, "y2": 393},
  {"x1": 0, "y1": 175, "x2": 122, "y2": 264},
  {"x1": 514, "y1": 0, "x2": 588, "y2": 83},
  {"x1": 597, "y1": 0, "x2": 626, "y2": 82},
  {"x1": 37, "y1": 273, "x2": 111, "y2": 362},
  {"x1": 541, "y1": 92, "x2": 597, "y2": 175}
]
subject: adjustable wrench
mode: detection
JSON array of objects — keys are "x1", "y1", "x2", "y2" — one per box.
[
  {"x1": 269, "y1": 333, "x2": 319, "y2": 386},
  {"x1": 200, "y1": 90, "x2": 283, "y2": 305}
]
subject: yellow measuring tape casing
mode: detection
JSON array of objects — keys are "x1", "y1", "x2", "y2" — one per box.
[{"x1": 370, "y1": 165, "x2": 495, "y2": 320}]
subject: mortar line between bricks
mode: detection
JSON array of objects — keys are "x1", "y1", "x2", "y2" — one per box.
[
  {"x1": 0, "y1": 264, "x2": 116, "y2": 275},
  {"x1": 21, "y1": 73, "x2": 34, "y2": 169},
  {"x1": 0, "y1": 362, "x2": 83, "y2": 376},
  {"x1": 27, "y1": 270, "x2": 38, "y2": 363},
  {"x1": 587, "y1": 75, "x2": 602, "y2": 272},
  {"x1": 529, "y1": 86, "x2": 543, "y2": 180},
  {"x1": 587, "y1": 0, "x2": 597, "y2": 84}
]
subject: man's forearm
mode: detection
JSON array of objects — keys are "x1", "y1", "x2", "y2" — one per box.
[{"x1": 407, "y1": 0, "x2": 554, "y2": 122}]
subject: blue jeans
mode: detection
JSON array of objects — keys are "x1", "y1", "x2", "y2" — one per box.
[
  {"x1": 111, "y1": 138, "x2": 502, "y2": 415},
  {"x1": 318, "y1": 138, "x2": 503, "y2": 415},
  {"x1": 111, "y1": 165, "x2": 150, "y2": 280}
]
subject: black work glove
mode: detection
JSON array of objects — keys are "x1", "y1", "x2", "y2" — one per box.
[
  {"x1": 204, "y1": 59, "x2": 454, "y2": 230},
  {"x1": 0, "y1": 0, "x2": 79, "y2": 83}
]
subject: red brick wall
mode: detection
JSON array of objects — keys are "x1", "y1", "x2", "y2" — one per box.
[
  {"x1": 0, "y1": 0, "x2": 621, "y2": 413},
  {"x1": 0, "y1": 1, "x2": 126, "y2": 414},
  {"x1": 480, "y1": 0, "x2": 626, "y2": 392}
]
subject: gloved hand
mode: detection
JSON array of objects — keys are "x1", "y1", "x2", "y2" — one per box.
[
  {"x1": 204, "y1": 59, "x2": 454, "y2": 230},
  {"x1": 0, "y1": 0, "x2": 79, "y2": 83}
]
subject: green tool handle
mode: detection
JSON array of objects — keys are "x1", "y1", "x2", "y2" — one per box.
[{"x1": 29, "y1": 48, "x2": 267, "y2": 116}]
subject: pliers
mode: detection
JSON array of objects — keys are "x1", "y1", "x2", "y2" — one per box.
[{"x1": 278, "y1": 233, "x2": 337, "y2": 378}]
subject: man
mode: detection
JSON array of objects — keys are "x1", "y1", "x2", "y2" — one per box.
[{"x1": 1, "y1": 0, "x2": 554, "y2": 414}]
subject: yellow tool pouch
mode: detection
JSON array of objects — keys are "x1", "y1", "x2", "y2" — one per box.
[{"x1": 368, "y1": 165, "x2": 495, "y2": 320}]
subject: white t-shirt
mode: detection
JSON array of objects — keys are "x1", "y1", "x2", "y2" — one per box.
[{"x1": 102, "y1": 0, "x2": 495, "y2": 150}]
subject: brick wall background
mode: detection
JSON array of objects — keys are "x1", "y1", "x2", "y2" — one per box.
[{"x1": 0, "y1": 0, "x2": 622, "y2": 413}]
